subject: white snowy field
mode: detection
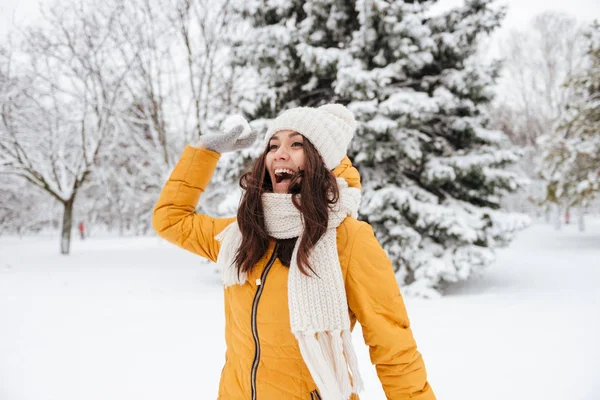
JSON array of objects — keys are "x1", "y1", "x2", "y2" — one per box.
[{"x1": 1, "y1": 220, "x2": 599, "y2": 400}]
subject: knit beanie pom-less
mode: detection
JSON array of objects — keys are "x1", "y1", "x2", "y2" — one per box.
[{"x1": 265, "y1": 104, "x2": 357, "y2": 170}]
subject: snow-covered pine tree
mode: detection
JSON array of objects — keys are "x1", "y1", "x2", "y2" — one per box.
[
  {"x1": 539, "y1": 22, "x2": 600, "y2": 210},
  {"x1": 233, "y1": 0, "x2": 530, "y2": 297}
]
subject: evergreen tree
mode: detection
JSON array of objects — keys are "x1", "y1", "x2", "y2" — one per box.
[
  {"x1": 539, "y1": 22, "x2": 600, "y2": 209},
  {"x1": 234, "y1": 0, "x2": 529, "y2": 297}
]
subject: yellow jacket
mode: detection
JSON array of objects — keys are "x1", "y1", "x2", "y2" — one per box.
[{"x1": 153, "y1": 146, "x2": 435, "y2": 400}]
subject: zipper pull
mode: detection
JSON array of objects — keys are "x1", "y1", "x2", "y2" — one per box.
[{"x1": 256, "y1": 278, "x2": 261, "y2": 286}]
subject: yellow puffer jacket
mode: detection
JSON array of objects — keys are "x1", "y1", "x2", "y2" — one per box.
[{"x1": 153, "y1": 146, "x2": 435, "y2": 400}]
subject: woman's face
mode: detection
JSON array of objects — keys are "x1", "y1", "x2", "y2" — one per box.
[{"x1": 265, "y1": 130, "x2": 306, "y2": 193}]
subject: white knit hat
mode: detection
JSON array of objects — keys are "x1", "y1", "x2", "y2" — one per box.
[{"x1": 265, "y1": 104, "x2": 357, "y2": 170}]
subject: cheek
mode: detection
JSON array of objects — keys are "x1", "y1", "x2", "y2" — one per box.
[
  {"x1": 294, "y1": 153, "x2": 306, "y2": 170},
  {"x1": 265, "y1": 154, "x2": 273, "y2": 170}
]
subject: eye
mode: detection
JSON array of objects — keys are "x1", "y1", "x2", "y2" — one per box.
[
  {"x1": 268, "y1": 144, "x2": 278, "y2": 151},
  {"x1": 292, "y1": 142, "x2": 303, "y2": 147}
]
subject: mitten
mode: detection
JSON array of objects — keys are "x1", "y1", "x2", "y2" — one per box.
[{"x1": 200, "y1": 115, "x2": 258, "y2": 153}]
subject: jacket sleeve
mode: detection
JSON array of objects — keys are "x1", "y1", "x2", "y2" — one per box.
[
  {"x1": 346, "y1": 222, "x2": 435, "y2": 400},
  {"x1": 152, "y1": 145, "x2": 236, "y2": 262}
]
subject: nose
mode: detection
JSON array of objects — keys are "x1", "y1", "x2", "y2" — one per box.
[{"x1": 274, "y1": 145, "x2": 290, "y2": 160}]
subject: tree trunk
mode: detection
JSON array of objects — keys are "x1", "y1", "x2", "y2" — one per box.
[{"x1": 61, "y1": 198, "x2": 74, "y2": 255}]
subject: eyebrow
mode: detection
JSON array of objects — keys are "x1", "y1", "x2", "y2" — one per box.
[{"x1": 270, "y1": 132, "x2": 302, "y2": 141}]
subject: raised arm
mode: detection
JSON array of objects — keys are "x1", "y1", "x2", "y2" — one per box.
[
  {"x1": 346, "y1": 222, "x2": 436, "y2": 400},
  {"x1": 152, "y1": 145, "x2": 235, "y2": 262},
  {"x1": 152, "y1": 115, "x2": 259, "y2": 262}
]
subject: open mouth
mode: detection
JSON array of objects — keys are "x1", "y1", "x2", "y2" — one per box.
[{"x1": 274, "y1": 168, "x2": 296, "y2": 184}]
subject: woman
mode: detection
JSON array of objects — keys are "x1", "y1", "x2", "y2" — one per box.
[{"x1": 152, "y1": 104, "x2": 435, "y2": 400}]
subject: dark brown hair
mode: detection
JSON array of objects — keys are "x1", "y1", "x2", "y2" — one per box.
[{"x1": 234, "y1": 136, "x2": 340, "y2": 277}]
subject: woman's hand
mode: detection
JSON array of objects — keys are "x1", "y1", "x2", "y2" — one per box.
[{"x1": 198, "y1": 115, "x2": 259, "y2": 154}]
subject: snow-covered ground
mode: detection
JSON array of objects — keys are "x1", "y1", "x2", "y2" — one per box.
[{"x1": 1, "y1": 219, "x2": 599, "y2": 400}]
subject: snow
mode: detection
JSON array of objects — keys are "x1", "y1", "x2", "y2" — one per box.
[
  {"x1": 1, "y1": 220, "x2": 600, "y2": 400},
  {"x1": 379, "y1": 89, "x2": 439, "y2": 119}
]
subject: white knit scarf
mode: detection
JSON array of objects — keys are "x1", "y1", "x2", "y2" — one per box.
[{"x1": 215, "y1": 178, "x2": 363, "y2": 400}]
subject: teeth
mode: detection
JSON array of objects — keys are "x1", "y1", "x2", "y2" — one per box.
[{"x1": 274, "y1": 168, "x2": 294, "y2": 176}]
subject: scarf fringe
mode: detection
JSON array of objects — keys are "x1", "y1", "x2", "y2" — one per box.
[
  {"x1": 296, "y1": 330, "x2": 362, "y2": 400},
  {"x1": 342, "y1": 329, "x2": 364, "y2": 392}
]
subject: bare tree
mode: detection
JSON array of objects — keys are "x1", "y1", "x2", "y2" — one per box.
[
  {"x1": 96, "y1": 0, "x2": 245, "y2": 230},
  {"x1": 168, "y1": 0, "x2": 235, "y2": 142},
  {"x1": 489, "y1": 12, "x2": 590, "y2": 219},
  {"x1": 0, "y1": 0, "x2": 138, "y2": 254},
  {"x1": 539, "y1": 23, "x2": 600, "y2": 216},
  {"x1": 107, "y1": 0, "x2": 241, "y2": 161},
  {"x1": 1, "y1": 0, "x2": 253, "y2": 244},
  {"x1": 492, "y1": 12, "x2": 587, "y2": 147}
]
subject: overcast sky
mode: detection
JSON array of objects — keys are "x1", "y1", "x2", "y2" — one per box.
[
  {"x1": 433, "y1": 0, "x2": 599, "y2": 27},
  {"x1": 1, "y1": 0, "x2": 599, "y2": 42}
]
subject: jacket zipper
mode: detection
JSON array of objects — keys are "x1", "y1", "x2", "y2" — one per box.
[{"x1": 250, "y1": 243, "x2": 279, "y2": 400}]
